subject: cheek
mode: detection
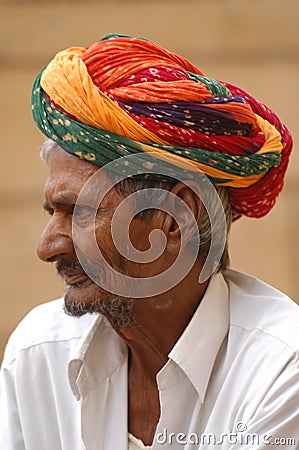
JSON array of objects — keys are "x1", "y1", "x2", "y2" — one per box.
[
  {"x1": 72, "y1": 216, "x2": 114, "y2": 262},
  {"x1": 95, "y1": 219, "x2": 114, "y2": 256},
  {"x1": 94, "y1": 218, "x2": 129, "y2": 271}
]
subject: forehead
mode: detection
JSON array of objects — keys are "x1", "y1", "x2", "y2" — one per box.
[
  {"x1": 45, "y1": 147, "x2": 112, "y2": 203},
  {"x1": 46, "y1": 147, "x2": 99, "y2": 189},
  {"x1": 44, "y1": 147, "x2": 120, "y2": 206}
]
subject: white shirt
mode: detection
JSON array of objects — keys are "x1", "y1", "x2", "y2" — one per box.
[
  {"x1": 1, "y1": 269, "x2": 299, "y2": 449},
  {"x1": 129, "y1": 434, "x2": 152, "y2": 449}
]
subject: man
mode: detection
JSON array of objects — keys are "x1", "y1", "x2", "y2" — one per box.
[{"x1": 1, "y1": 33, "x2": 298, "y2": 449}]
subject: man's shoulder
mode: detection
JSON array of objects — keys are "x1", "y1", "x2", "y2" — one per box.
[
  {"x1": 3, "y1": 298, "x2": 97, "y2": 365},
  {"x1": 224, "y1": 269, "x2": 299, "y2": 353}
]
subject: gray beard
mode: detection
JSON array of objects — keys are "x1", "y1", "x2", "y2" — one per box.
[{"x1": 63, "y1": 295, "x2": 136, "y2": 330}]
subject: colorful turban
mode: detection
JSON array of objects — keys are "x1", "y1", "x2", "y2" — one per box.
[{"x1": 31, "y1": 33, "x2": 293, "y2": 218}]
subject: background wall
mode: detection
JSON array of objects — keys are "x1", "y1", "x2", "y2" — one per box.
[{"x1": 1, "y1": 0, "x2": 298, "y2": 362}]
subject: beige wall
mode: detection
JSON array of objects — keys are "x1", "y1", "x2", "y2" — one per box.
[{"x1": 1, "y1": 0, "x2": 299, "y2": 362}]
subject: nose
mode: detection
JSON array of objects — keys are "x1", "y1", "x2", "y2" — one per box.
[{"x1": 37, "y1": 214, "x2": 74, "y2": 263}]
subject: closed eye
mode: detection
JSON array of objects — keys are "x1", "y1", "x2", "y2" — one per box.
[{"x1": 43, "y1": 202, "x2": 54, "y2": 216}]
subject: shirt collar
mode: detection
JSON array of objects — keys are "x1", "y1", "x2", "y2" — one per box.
[
  {"x1": 68, "y1": 272, "x2": 229, "y2": 402},
  {"x1": 168, "y1": 272, "x2": 229, "y2": 402},
  {"x1": 68, "y1": 314, "x2": 127, "y2": 400}
]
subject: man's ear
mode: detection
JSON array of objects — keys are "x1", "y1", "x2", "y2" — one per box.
[{"x1": 163, "y1": 181, "x2": 203, "y2": 255}]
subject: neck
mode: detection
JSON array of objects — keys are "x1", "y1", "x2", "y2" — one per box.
[
  {"x1": 120, "y1": 258, "x2": 209, "y2": 445},
  {"x1": 117, "y1": 259, "x2": 209, "y2": 380}
]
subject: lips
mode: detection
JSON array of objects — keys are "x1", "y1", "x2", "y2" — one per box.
[
  {"x1": 56, "y1": 260, "x2": 95, "y2": 288},
  {"x1": 63, "y1": 273, "x2": 89, "y2": 286}
]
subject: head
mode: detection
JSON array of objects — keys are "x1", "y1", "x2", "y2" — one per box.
[
  {"x1": 32, "y1": 33, "x2": 292, "y2": 326},
  {"x1": 38, "y1": 140, "x2": 232, "y2": 325}
]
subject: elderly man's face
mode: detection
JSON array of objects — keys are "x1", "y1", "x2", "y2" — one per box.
[{"x1": 37, "y1": 147, "x2": 165, "y2": 323}]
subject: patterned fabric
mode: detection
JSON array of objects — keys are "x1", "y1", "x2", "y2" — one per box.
[{"x1": 31, "y1": 33, "x2": 293, "y2": 218}]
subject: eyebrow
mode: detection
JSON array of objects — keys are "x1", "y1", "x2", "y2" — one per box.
[{"x1": 43, "y1": 192, "x2": 78, "y2": 211}]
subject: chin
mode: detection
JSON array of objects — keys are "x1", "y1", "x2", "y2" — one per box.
[
  {"x1": 63, "y1": 282, "x2": 136, "y2": 329},
  {"x1": 63, "y1": 280, "x2": 101, "y2": 317}
]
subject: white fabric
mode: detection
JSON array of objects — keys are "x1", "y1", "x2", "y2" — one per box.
[
  {"x1": 128, "y1": 433, "x2": 152, "y2": 449},
  {"x1": 1, "y1": 269, "x2": 299, "y2": 450}
]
